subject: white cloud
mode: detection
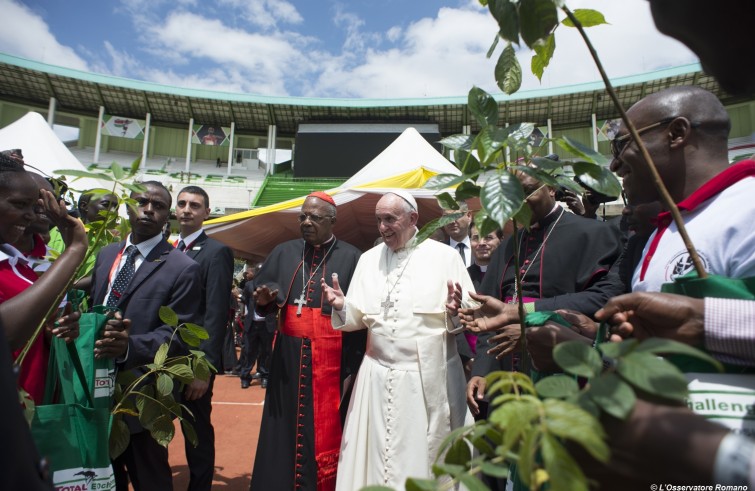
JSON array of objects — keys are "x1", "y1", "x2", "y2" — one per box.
[
  {"x1": 0, "y1": 0, "x2": 698, "y2": 101},
  {"x1": 0, "y1": 0, "x2": 89, "y2": 71},
  {"x1": 218, "y1": 0, "x2": 303, "y2": 30},
  {"x1": 307, "y1": 0, "x2": 698, "y2": 98}
]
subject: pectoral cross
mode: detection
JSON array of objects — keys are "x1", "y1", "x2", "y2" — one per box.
[
  {"x1": 380, "y1": 295, "x2": 395, "y2": 321},
  {"x1": 294, "y1": 292, "x2": 307, "y2": 316}
]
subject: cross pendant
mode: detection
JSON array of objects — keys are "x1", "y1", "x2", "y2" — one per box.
[
  {"x1": 380, "y1": 295, "x2": 395, "y2": 321},
  {"x1": 294, "y1": 293, "x2": 307, "y2": 316}
]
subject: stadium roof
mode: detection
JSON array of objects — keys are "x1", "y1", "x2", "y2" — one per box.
[{"x1": 0, "y1": 52, "x2": 745, "y2": 137}]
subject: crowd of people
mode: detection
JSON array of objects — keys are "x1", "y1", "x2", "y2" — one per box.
[{"x1": 2, "y1": 1, "x2": 755, "y2": 489}]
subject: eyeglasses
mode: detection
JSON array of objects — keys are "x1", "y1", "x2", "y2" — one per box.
[
  {"x1": 298, "y1": 213, "x2": 333, "y2": 223},
  {"x1": 610, "y1": 117, "x2": 677, "y2": 159}
]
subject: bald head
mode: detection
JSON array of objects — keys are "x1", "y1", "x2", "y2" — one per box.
[{"x1": 613, "y1": 86, "x2": 732, "y2": 205}]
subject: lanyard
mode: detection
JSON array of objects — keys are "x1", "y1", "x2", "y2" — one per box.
[{"x1": 108, "y1": 246, "x2": 128, "y2": 285}]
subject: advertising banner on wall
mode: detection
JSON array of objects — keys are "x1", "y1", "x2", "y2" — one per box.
[
  {"x1": 596, "y1": 118, "x2": 621, "y2": 142},
  {"x1": 102, "y1": 115, "x2": 145, "y2": 139},
  {"x1": 192, "y1": 124, "x2": 230, "y2": 146}
]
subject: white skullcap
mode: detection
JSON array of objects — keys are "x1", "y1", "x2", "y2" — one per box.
[{"x1": 387, "y1": 189, "x2": 417, "y2": 211}]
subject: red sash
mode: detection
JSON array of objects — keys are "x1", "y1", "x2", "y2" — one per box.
[{"x1": 282, "y1": 304, "x2": 342, "y2": 491}]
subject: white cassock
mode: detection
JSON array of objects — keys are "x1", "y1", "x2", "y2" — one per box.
[{"x1": 332, "y1": 236, "x2": 476, "y2": 490}]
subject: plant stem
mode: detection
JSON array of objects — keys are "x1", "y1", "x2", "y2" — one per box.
[
  {"x1": 562, "y1": 6, "x2": 707, "y2": 279},
  {"x1": 510, "y1": 218, "x2": 532, "y2": 375}
]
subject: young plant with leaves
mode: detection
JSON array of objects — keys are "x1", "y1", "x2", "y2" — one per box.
[
  {"x1": 109, "y1": 305, "x2": 215, "y2": 458},
  {"x1": 360, "y1": 337, "x2": 720, "y2": 491}
]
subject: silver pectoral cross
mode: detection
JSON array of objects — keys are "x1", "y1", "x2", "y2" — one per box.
[
  {"x1": 294, "y1": 292, "x2": 307, "y2": 316},
  {"x1": 380, "y1": 295, "x2": 395, "y2": 321}
]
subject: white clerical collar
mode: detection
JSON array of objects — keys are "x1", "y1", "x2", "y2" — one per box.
[
  {"x1": 126, "y1": 233, "x2": 164, "y2": 259},
  {"x1": 479, "y1": 264, "x2": 488, "y2": 273},
  {"x1": 178, "y1": 228, "x2": 204, "y2": 246},
  {"x1": 395, "y1": 228, "x2": 419, "y2": 252}
]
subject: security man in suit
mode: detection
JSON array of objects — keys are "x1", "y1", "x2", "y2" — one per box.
[
  {"x1": 90, "y1": 181, "x2": 202, "y2": 491},
  {"x1": 175, "y1": 185, "x2": 234, "y2": 490}
]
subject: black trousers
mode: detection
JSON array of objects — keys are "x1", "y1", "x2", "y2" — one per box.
[
  {"x1": 240, "y1": 320, "x2": 273, "y2": 381},
  {"x1": 113, "y1": 430, "x2": 172, "y2": 491},
  {"x1": 181, "y1": 374, "x2": 216, "y2": 491}
]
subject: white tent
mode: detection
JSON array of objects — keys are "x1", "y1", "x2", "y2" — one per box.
[
  {"x1": 0, "y1": 112, "x2": 113, "y2": 195},
  {"x1": 205, "y1": 127, "x2": 463, "y2": 260}
]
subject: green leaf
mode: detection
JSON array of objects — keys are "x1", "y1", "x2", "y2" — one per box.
[
  {"x1": 156, "y1": 373, "x2": 174, "y2": 396},
  {"x1": 445, "y1": 438, "x2": 472, "y2": 466},
  {"x1": 587, "y1": 372, "x2": 636, "y2": 420},
  {"x1": 154, "y1": 343, "x2": 169, "y2": 366},
  {"x1": 572, "y1": 162, "x2": 622, "y2": 200},
  {"x1": 455, "y1": 181, "x2": 481, "y2": 201},
  {"x1": 122, "y1": 182, "x2": 146, "y2": 194},
  {"x1": 634, "y1": 337, "x2": 724, "y2": 372},
  {"x1": 468, "y1": 86, "x2": 499, "y2": 128},
  {"x1": 495, "y1": 44, "x2": 522, "y2": 95},
  {"x1": 507, "y1": 122, "x2": 536, "y2": 142},
  {"x1": 543, "y1": 399, "x2": 609, "y2": 463},
  {"x1": 486, "y1": 32, "x2": 500, "y2": 58},
  {"x1": 535, "y1": 374, "x2": 579, "y2": 399},
  {"x1": 562, "y1": 9, "x2": 608, "y2": 28},
  {"x1": 531, "y1": 33, "x2": 555, "y2": 81},
  {"x1": 553, "y1": 341, "x2": 602, "y2": 378},
  {"x1": 149, "y1": 414, "x2": 175, "y2": 447},
  {"x1": 166, "y1": 363, "x2": 195, "y2": 384},
  {"x1": 597, "y1": 338, "x2": 638, "y2": 359},
  {"x1": 617, "y1": 351, "x2": 689, "y2": 401},
  {"x1": 557, "y1": 136, "x2": 609, "y2": 166},
  {"x1": 424, "y1": 173, "x2": 468, "y2": 190},
  {"x1": 55, "y1": 168, "x2": 115, "y2": 181},
  {"x1": 406, "y1": 478, "x2": 440, "y2": 491},
  {"x1": 190, "y1": 349, "x2": 207, "y2": 358},
  {"x1": 510, "y1": 165, "x2": 561, "y2": 188},
  {"x1": 136, "y1": 394, "x2": 163, "y2": 429},
  {"x1": 540, "y1": 433, "x2": 589, "y2": 491},
  {"x1": 458, "y1": 474, "x2": 489, "y2": 491},
  {"x1": 129, "y1": 156, "x2": 142, "y2": 177},
  {"x1": 194, "y1": 358, "x2": 211, "y2": 382},
  {"x1": 440, "y1": 134, "x2": 475, "y2": 152},
  {"x1": 185, "y1": 322, "x2": 210, "y2": 340},
  {"x1": 481, "y1": 172, "x2": 525, "y2": 227},
  {"x1": 489, "y1": 0, "x2": 519, "y2": 44},
  {"x1": 518, "y1": 0, "x2": 558, "y2": 49},
  {"x1": 530, "y1": 155, "x2": 564, "y2": 172},
  {"x1": 109, "y1": 415, "x2": 131, "y2": 459},
  {"x1": 433, "y1": 462, "x2": 465, "y2": 478},
  {"x1": 554, "y1": 175, "x2": 585, "y2": 196},
  {"x1": 473, "y1": 211, "x2": 500, "y2": 238},
  {"x1": 159, "y1": 305, "x2": 179, "y2": 327},
  {"x1": 481, "y1": 461, "x2": 510, "y2": 479},
  {"x1": 455, "y1": 149, "x2": 481, "y2": 175},
  {"x1": 512, "y1": 203, "x2": 532, "y2": 228},
  {"x1": 110, "y1": 162, "x2": 125, "y2": 180},
  {"x1": 516, "y1": 428, "x2": 538, "y2": 486},
  {"x1": 179, "y1": 326, "x2": 202, "y2": 347},
  {"x1": 435, "y1": 192, "x2": 459, "y2": 211},
  {"x1": 181, "y1": 418, "x2": 198, "y2": 447}
]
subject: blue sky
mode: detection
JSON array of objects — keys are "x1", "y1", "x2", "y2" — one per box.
[{"x1": 2, "y1": 0, "x2": 697, "y2": 99}]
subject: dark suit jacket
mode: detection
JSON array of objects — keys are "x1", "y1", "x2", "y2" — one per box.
[
  {"x1": 90, "y1": 238, "x2": 202, "y2": 370},
  {"x1": 184, "y1": 232, "x2": 234, "y2": 369},
  {"x1": 242, "y1": 278, "x2": 277, "y2": 334}
]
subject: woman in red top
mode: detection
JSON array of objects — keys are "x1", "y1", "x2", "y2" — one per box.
[{"x1": 0, "y1": 153, "x2": 127, "y2": 403}]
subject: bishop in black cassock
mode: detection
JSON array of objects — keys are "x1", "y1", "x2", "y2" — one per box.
[
  {"x1": 470, "y1": 172, "x2": 624, "y2": 382},
  {"x1": 250, "y1": 192, "x2": 364, "y2": 491}
]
